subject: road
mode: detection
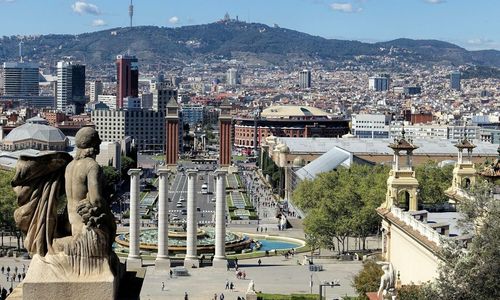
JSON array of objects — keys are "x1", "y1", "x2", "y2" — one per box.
[{"x1": 166, "y1": 164, "x2": 218, "y2": 225}]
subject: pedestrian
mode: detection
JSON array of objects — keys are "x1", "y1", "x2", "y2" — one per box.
[
  {"x1": 214, "y1": 293, "x2": 217, "y2": 300},
  {"x1": 17, "y1": 274, "x2": 20, "y2": 282},
  {"x1": 235, "y1": 258, "x2": 238, "y2": 265},
  {"x1": 1, "y1": 266, "x2": 3, "y2": 274},
  {"x1": 6, "y1": 267, "x2": 9, "y2": 274},
  {"x1": 258, "y1": 259, "x2": 262, "y2": 266},
  {"x1": 184, "y1": 291, "x2": 189, "y2": 300},
  {"x1": 169, "y1": 269, "x2": 173, "y2": 278},
  {"x1": 256, "y1": 226, "x2": 259, "y2": 232},
  {"x1": 161, "y1": 281, "x2": 165, "y2": 291},
  {"x1": 265, "y1": 227, "x2": 267, "y2": 233},
  {"x1": 230, "y1": 282, "x2": 234, "y2": 290},
  {"x1": 226, "y1": 262, "x2": 230, "y2": 271},
  {"x1": 242, "y1": 271, "x2": 246, "y2": 280},
  {"x1": 219, "y1": 293, "x2": 225, "y2": 300},
  {"x1": 225, "y1": 279, "x2": 229, "y2": 289}
]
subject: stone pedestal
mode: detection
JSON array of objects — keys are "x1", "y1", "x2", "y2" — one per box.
[
  {"x1": 127, "y1": 168, "x2": 143, "y2": 271},
  {"x1": 245, "y1": 291, "x2": 258, "y2": 300},
  {"x1": 156, "y1": 168, "x2": 171, "y2": 271},
  {"x1": 184, "y1": 170, "x2": 198, "y2": 268},
  {"x1": 21, "y1": 254, "x2": 118, "y2": 300},
  {"x1": 212, "y1": 258, "x2": 228, "y2": 269}
]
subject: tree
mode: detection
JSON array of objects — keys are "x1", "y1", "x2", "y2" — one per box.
[
  {"x1": 0, "y1": 170, "x2": 17, "y2": 227},
  {"x1": 120, "y1": 155, "x2": 136, "y2": 178},
  {"x1": 102, "y1": 166, "x2": 120, "y2": 202},
  {"x1": 352, "y1": 260, "x2": 383, "y2": 299},
  {"x1": 415, "y1": 161, "x2": 453, "y2": 205},
  {"x1": 293, "y1": 164, "x2": 388, "y2": 253},
  {"x1": 427, "y1": 181, "x2": 500, "y2": 300}
]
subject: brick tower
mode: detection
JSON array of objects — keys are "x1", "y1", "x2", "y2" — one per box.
[
  {"x1": 219, "y1": 99, "x2": 232, "y2": 167},
  {"x1": 165, "y1": 96, "x2": 179, "y2": 167}
]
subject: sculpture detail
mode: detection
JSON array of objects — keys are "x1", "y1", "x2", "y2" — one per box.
[
  {"x1": 12, "y1": 127, "x2": 117, "y2": 277},
  {"x1": 377, "y1": 262, "x2": 396, "y2": 300}
]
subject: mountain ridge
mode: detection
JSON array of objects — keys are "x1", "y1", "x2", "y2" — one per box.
[{"x1": 0, "y1": 21, "x2": 499, "y2": 68}]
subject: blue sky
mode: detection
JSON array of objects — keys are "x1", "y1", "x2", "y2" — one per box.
[{"x1": 0, "y1": 0, "x2": 499, "y2": 50}]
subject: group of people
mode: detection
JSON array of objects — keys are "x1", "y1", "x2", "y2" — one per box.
[{"x1": 0, "y1": 264, "x2": 26, "y2": 297}]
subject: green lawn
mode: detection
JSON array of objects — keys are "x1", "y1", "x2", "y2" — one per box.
[{"x1": 256, "y1": 293, "x2": 319, "y2": 300}]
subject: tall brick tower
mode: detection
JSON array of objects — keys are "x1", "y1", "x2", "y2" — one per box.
[
  {"x1": 165, "y1": 96, "x2": 179, "y2": 167},
  {"x1": 219, "y1": 99, "x2": 232, "y2": 167}
]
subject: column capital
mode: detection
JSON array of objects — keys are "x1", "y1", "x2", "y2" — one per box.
[
  {"x1": 186, "y1": 169, "x2": 198, "y2": 177},
  {"x1": 156, "y1": 167, "x2": 171, "y2": 176},
  {"x1": 214, "y1": 169, "x2": 227, "y2": 177},
  {"x1": 127, "y1": 168, "x2": 143, "y2": 176}
]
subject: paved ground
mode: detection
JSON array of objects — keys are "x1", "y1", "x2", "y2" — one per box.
[{"x1": 139, "y1": 254, "x2": 362, "y2": 300}]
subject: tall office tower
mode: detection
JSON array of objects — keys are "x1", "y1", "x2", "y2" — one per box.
[
  {"x1": 226, "y1": 68, "x2": 239, "y2": 86},
  {"x1": 90, "y1": 80, "x2": 103, "y2": 102},
  {"x1": 2, "y1": 62, "x2": 39, "y2": 97},
  {"x1": 152, "y1": 82, "x2": 178, "y2": 113},
  {"x1": 71, "y1": 64, "x2": 86, "y2": 114},
  {"x1": 116, "y1": 54, "x2": 139, "y2": 109},
  {"x1": 450, "y1": 71, "x2": 461, "y2": 91},
  {"x1": 369, "y1": 76, "x2": 389, "y2": 91},
  {"x1": 57, "y1": 61, "x2": 72, "y2": 111},
  {"x1": 299, "y1": 69, "x2": 312, "y2": 89},
  {"x1": 57, "y1": 61, "x2": 86, "y2": 113}
]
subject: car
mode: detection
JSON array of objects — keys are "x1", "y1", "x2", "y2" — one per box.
[
  {"x1": 179, "y1": 197, "x2": 185, "y2": 202},
  {"x1": 181, "y1": 209, "x2": 187, "y2": 215},
  {"x1": 211, "y1": 197, "x2": 216, "y2": 202},
  {"x1": 196, "y1": 207, "x2": 201, "y2": 212},
  {"x1": 176, "y1": 203, "x2": 183, "y2": 208}
]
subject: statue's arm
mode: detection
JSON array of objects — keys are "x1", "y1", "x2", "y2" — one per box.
[{"x1": 87, "y1": 164, "x2": 105, "y2": 208}]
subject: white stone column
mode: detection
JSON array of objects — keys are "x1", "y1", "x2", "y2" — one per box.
[
  {"x1": 184, "y1": 169, "x2": 199, "y2": 267},
  {"x1": 127, "y1": 168, "x2": 143, "y2": 270},
  {"x1": 156, "y1": 168, "x2": 170, "y2": 271},
  {"x1": 213, "y1": 170, "x2": 227, "y2": 267}
]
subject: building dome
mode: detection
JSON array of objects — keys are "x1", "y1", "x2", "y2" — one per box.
[
  {"x1": 2, "y1": 123, "x2": 68, "y2": 151},
  {"x1": 261, "y1": 105, "x2": 329, "y2": 119},
  {"x1": 292, "y1": 157, "x2": 306, "y2": 167}
]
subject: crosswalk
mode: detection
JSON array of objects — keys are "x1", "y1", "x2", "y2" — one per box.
[{"x1": 170, "y1": 209, "x2": 214, "y2": 214}]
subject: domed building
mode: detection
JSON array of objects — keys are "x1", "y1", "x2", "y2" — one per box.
[
  {"x1": 234, "y1": 105, "x2": 349, "y2": 151},
  {"x1": 1, "y1": 118, "x2": 69, "y2": 151}
]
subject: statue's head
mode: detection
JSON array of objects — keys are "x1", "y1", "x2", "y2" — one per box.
[{"x1": 75, "y1": 127, "x2": 101, "y2": 159}]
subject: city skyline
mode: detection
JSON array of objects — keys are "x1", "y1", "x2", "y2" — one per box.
[{"x1": 0, "y1": 0, "x2": 499, "y2": 51}]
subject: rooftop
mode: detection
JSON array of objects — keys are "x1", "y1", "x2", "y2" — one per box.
[{"x1": 261, "y1": 105, "x2": 329, "y2": 119}]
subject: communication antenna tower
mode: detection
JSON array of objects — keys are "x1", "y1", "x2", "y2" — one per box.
[
  {"x1": 129, "y1": 0, "x2": 134, "y2": 28},
  {"x1": 19, "y1": 41, "x2": 23, "y2": 63}
]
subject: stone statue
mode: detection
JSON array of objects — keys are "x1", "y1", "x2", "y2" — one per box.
[
  {"x1": 12, "y1": 127, "x2": 119, "y2": 299},
  {"x1": 377, "y1": 262, "x2": 396, "y2": 300},
  {"x1": 246, "y1": 280, "x2": 256, "y2": 294}
]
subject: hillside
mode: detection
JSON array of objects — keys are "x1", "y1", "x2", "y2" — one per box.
[{"x1": 0, "y1": 21, "x2": 499, "y2": 67}]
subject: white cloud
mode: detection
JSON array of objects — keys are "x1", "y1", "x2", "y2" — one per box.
[
  {"x1": 330, "y1": 2, "x2": 362, "y2": 13},
  {"x1": 71, "y1": 1, "x2": 100, "y2": 15},
  {"x1": 0, "y1": 0, "x2": 16, "y2": 3},
  {"x1": 424, "y1": 0, "x2": 446, "y2": 4},
  {"x1": 168, "y1": 16, "x2": 180, "y2": 25},
  {"x1": 92, "y1": 19, "x2": 107, "y2": 27}
]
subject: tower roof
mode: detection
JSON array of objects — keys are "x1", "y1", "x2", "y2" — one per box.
[
  {"x1": 455, "y1": 138, "x2": 476, "y2": 149},
  {"x1": 166, "y1": 96, "x2": 178, "y2": 108},
  {"x1": 388, "y1": 127, "x2": 418, "y2": 151}
]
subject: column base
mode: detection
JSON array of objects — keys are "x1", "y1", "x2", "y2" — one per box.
[
  {"x1": 126, "y1": 256, "x2": 143, "y2": 271},
  {"x1": 212, "y1": 257, "x2": 227, "y2": 268},
  {"x1": 155, "y1": 257, "x2": 171, "y2": 271},
  {"x1": 183, "y1": 257, "x2": 200, "y2": 269}
]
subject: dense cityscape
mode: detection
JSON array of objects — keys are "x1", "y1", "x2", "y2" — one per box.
[{"x1": 0, "y1": 1, "x2": 499, "y2": 300}]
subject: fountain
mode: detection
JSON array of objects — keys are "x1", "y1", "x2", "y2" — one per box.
[{"x1": 115, "y1": 226, "x2": 253, "y2": 254}]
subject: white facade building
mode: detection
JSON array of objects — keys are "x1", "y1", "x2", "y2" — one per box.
[
  {"x1": 369, "y1": 76, "x2": 389, "y2": 91},
  {"x1": 352, "y1": 114, "x2": 391, "y2": 138},
  {"x1": 226, "y1": 68, "x2": 239, "y2": 86},
  {"x1": 56, "y1": 61, "x2": 72, "y2": 111},
  {"x1": 299, "y1": 69, "x2": 311, "y2": 89}
]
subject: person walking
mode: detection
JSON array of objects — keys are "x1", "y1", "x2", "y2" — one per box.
[
  {"x1": 229, "y1": 282, "x2": 234, "y2": 290},
  {"x1": 184, "y1": 291, "x2": 189, "y2": 300},
  {"x1": 161, "y1": 282, "x2": 165, "y2": 291},
  {"x1": 258, "y1": 259, "x2": 262, "y2": 266},
  {"x1": 169, "y1": 269, "x2": 173, "y2": 278},
  {"x1": 225, "y1": 279, "x2": 229, "y2": 289},
  {"x1": 219, "y1": 293, "x2": 225, "y2": 300}
]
